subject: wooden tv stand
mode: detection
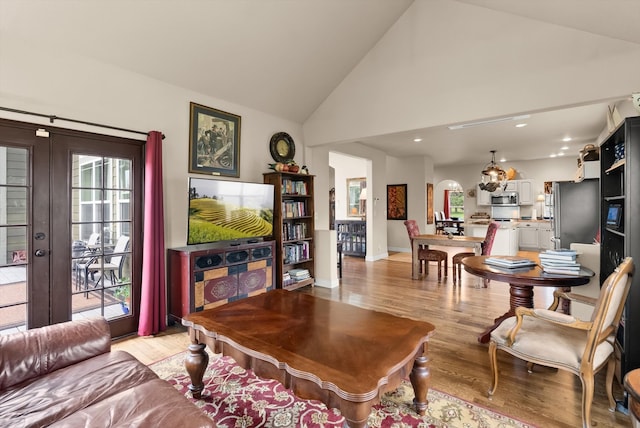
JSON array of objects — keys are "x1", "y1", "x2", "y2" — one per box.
[{"x1": 167, "y1": 240, "x2": 275, "y2": 322}]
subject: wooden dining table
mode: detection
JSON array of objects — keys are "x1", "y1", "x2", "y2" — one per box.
[
  {"x1": 411, "y1": 234, "x2": 484, "y2": 279},
  {"x1": 462, "y1": 255, "x2": 594, "y2": 343}
]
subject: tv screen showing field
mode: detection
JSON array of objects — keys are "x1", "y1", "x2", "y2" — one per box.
[{"x1": 188, "y1": 178, "x2": 274, "y2": 244}]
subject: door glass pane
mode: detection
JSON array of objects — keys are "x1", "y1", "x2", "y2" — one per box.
[
  {"x1": 71, "y1": 155, "x2": 132, "y2": 321},
  {"x1": 0, "y1": 147, "x2": 29, "y2": 335}
]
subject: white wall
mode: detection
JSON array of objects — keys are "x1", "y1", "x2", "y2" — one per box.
[
  {"x1": 304, "y1": 0, "x2": 640, "y2": 146},
  {"x1": 0, "y1": 37, "x2": 304, "y2": 250}
]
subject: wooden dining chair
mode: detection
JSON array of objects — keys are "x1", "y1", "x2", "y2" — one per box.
[
  {"x1": 404, "y1": 220, "x2": 448, "y2": 280},
  {"x1": 452, "y1": 222, "x2": 499, "y2": 285},
  {"x1": 488, "y1": 257, "x2": 634, "y2": 428}
]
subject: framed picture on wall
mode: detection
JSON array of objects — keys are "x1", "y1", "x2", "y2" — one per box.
[
  {"x1": 188, "y1": 102, "x2": 241, "y2": 177},
  {"x1": 387, "y1": 184, "x2": 407, "y2": 220}
]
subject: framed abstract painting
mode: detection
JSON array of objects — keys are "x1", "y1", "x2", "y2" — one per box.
[{"x1": 387, "y1": 184, "x2": 407, "y2": 220}]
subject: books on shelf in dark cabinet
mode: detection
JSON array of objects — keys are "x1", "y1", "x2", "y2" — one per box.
[
  {"x1": 335, "y1": 220, "x2": 366, "y2": 257},
  {"x1": 599, "y1": 116, "x2": 640, "y2": 399}
]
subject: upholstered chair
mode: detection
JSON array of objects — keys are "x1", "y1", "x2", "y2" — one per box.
[
  {"x1": 452, "y1": 222, "x2": 499, "y2": 285},
  {"x1": 403, "y1": 220, "x2": 448, "y2": 280},
  {"x1": 488, "y1": 257, "x2": 634, "y2": 428}
]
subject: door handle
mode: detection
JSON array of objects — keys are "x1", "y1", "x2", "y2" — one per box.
[{"x1": 34, "y1": 249, "x2": 46, "y2": 257}]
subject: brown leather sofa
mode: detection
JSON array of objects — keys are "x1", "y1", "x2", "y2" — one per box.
[{"x1": 0, "y1": 317, "x2": 214, "y2": 427}]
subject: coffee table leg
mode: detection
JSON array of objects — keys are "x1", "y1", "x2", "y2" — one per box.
[
  {"x1": 409, "y1": 353, "x2": 431, "y2": 415},
  {"x1": 185, "y1": 342, "x2": 209, "y2": 399}
]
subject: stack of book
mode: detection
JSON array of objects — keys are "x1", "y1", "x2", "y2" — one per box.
[
  {"x1": 288, "y1": 268, "x2": 310, "y2": 282},
  {"x1": 282, "y1": 272, "x2": 295, "y2": 287},
  {"x1": 484, "y1": 256, "x2": 536, "y2": 269},
  {"x1": 539, "y1": 249, "x2": 581, "y2": 275}
]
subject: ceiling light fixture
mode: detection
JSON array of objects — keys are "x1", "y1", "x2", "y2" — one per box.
[
  {"x1": 448, "y1": 114, "x2": 531, "y2": 130},
  {"x1": 563, "y1": 137, "x2": 572, "y2": 142},
  {"x1": 561, "y1": 146, "x2": 569, "y2": 150},
  {"x1": 413, "y1": 138, "x2": 422, "y2": 142},
  {"x1": 515, "y1": 123, "x2": 527, "y2": 128},
  {"x1": 478, "y1": 150, "x2": 507, "y2": 192}
]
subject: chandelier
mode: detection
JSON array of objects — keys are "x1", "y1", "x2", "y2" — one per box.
[{"x1": 479, "y1": 150, "x2": 507, "y2": 192}]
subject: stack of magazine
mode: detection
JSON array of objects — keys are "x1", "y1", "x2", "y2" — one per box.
[
  {"x1": 539, "y1": 249, "x2": 581, "y2": 275},
  {"x1": 484, "y1": 256, "x2": 536, "y2": 269}
]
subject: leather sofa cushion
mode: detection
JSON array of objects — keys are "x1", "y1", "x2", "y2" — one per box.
[
  {"x1": 49, "y1": 378, "x2": 214, "y2": 428},
  {"x1": 0, "y1": 317, "x2": 111, "y2": 390},
  {"x1": 0, "y1": 350, "x2": 160, "y2": 427}
]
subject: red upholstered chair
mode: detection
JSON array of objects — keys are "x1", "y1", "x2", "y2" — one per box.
[
  {"x1": 452, "y1": 221, "x2": 499, "y2": 285},
  {"x1": 404, "y1": 220, "x2": 448, "y2": 280}
]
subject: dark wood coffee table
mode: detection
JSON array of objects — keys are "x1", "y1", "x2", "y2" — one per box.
[{"x1": 182, "y1": 290, "x2": 436, "y2": 428}]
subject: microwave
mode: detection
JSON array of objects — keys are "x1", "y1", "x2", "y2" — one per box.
[{"x1": 491, "y1": 192, "x2": 519, "y2": 206}]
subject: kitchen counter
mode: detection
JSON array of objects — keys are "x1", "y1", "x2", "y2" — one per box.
[{"x1": 463, "y1": 221, "x2": 518, "y2": 256}]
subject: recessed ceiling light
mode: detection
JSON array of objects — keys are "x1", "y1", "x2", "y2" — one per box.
[
  {"x1": 515, "y1": 123, "x2": 527, "y2": 128},
  {"x1": 413, "y1": 138, "x2": 422, "y2": 142},
  {"x1": 550, "y1": 154, "x2": 557, "y2": 158},
  {"x1": 557, "y1": 152, "x2": 565, "y2": 156},
  {"x1": 562, "y1": 137, "x2": 572, "y2": 142},
  {"x1": 561, "y1": 145, "x2": 569, "y2": 150},
  {"x1": 499, "y1": 157, "x2": 506, "y2": 162}
]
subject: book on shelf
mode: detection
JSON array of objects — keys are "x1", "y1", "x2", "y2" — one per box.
[
  {"x1": 484, "y1": 256, "x2": 536, "y2": 269},
  {"x1": 288, "y1": 268, "x2": 310, "y2": 280}
]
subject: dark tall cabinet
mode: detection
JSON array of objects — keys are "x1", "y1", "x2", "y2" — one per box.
[{"x1": 600, "y1": 116, "x2": 640, "y2": 388}]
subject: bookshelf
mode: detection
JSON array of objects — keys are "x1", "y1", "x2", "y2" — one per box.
[
  {"x1": 599, "y1": 116, "x2": 640, "y2": 395},
  {"x1": 335, "y1": 220, "x2": 366, "y2": 257},
  {"x1": 263, "y1": 172, "x2": 315, "y2": 290}
]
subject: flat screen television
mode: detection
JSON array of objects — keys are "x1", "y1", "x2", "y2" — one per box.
[
  {"x1": 187, "y1": 178, "x2": 274, "y2": 245},
  {"x1": 606, "y1": 204, "x2": 623, "y2": 229}
]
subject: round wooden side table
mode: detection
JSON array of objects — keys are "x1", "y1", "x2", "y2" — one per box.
[{"x1": 624, "y1": 368, "x2": 640, "y2": 427}]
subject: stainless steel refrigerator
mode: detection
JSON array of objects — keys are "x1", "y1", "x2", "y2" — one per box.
[{"x1": 551, "y1": 179, "x2": 600, "y2": 249}]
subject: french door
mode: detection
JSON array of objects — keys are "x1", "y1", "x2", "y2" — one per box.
[{"x1": 0, "y1": 119, "x2": 143, "y2": 338}]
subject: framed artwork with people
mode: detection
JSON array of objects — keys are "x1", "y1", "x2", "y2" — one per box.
[{"x1": 189, "y1": 102, "x2": 241, "y2": 177}]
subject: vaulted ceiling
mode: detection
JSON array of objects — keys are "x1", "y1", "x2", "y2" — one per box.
[{"x1": 2, "y1": 0, "x2": 638, "y2": 165}]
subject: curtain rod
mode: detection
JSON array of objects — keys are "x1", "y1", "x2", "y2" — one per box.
[{"x1": 0, "y1": 106, "x2": 165, "y2": 139}]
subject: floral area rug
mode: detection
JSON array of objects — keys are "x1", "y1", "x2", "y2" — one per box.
[{"x1": 150, "y1": 351, "x2": 537, "y2": 428}]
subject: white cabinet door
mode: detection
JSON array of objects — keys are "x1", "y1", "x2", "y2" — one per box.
[
  {"x1": 492, "y1": 227, "x2": 518, "y2": 256},
  {"x1": 503, "y1": 181, "x2": 518, "y2": 192},
  {"x1": 538, "y1": 227, "x2": 554, "y2": 250},
  {"x1": 518, "y1": 179, "x2": 534, "y2": 205},
  {"x1": 518, "y1": 223, "x2": 539, "y2": 249},
  {"x1": 476, "y1": 183, "x2": 492, "y2": 206}
]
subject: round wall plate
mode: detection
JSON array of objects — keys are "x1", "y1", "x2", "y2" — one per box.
[{"x1": 269, "y1": 132, "x2": 295, "y2": 163}]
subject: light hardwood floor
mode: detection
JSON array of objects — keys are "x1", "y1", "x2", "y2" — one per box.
[{"x1": 113, "y1": 249, "x2": 631, "y2": 428}]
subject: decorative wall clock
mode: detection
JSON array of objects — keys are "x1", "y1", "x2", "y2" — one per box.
[{"x1": 269, "y1": 132, "x2": 295, "y2": 163}]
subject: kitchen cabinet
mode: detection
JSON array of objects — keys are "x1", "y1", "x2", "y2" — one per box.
[
  {"x1": 466, "y1": 223, "x2": 518, "y2": 256},
  {"x1": 518, "y1": 222, "x2": 539, "y2": 249},
  {"x1": 477, "y1": 179, "x2": 535, "y2": 205},
  {"x1": 502, "y1": 181, "x2": 518, "y2": 192},
  {"x1": 518, "y1": 179, "x2": 534, "y2": 205},
  {"x1": 517, "y1": 221, "x2": 552, "y2": 250},
  {"x1": 538, "y1": 226, "x2": 554, "y2": 250},
  {"x1": 476, "y1": 184, "x2": 492, "y2": 206}
]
